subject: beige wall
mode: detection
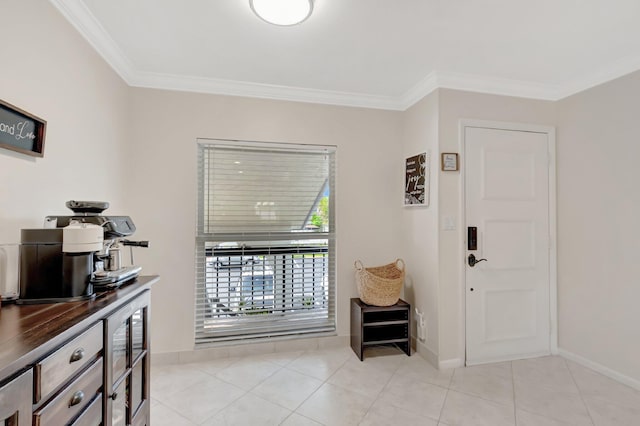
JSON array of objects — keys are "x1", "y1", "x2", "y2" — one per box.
[
  {"x1": 0, "y1": 0, "x2": 129, "y2": 243},
  {"x1": 437, "y1": 90, "x2": 557, "y2": 364},
  {"x1": 556, "y1": 70, "x2": 640, "y2": 383},
  {"x1": 4, "y1": 0, "x2": 640, "y2": 384},
  {"x1": 126, "y1": 88, "x2": 403, "y2": 353},
  {"x1": 399, "y1": 92, "x2": 440, "y2": 361}
]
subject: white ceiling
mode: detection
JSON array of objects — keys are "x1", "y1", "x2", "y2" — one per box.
[{"x1": 51, "y1": 0, "x2": 640, "y2": 110}]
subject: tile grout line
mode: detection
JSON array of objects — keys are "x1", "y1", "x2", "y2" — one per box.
[
  {"x1": 247, "y1": 349, "x2": 337, "y2": 425},
  {"x1": 152, "y1": 399, "x2": 199, "y2": 426},
  {"x1": 279, "y1": 411, "x2": 322, "y2": 426},
  {"x1": 442, "y1": 366, "x2": 515, "y2": 410},
  {"x1": 212, "y1": 359, "x2": 284, "y2": 390},
  {"x1": 355, "y1": 352, "x2": 409, "y2": 424},
  {"x1": 564, "y1": 357, "x2": 597, "y2": 426},
  {"x1": 322, "y1": 350, "x2": 378, "y2": 425},
  {"x1": 436, "y1": 367, "x2": 455, "y2": 424},
  {"x1": 282, "y1": 349, "x2": 354, "y2": 425},
  {"x1": 358, "y1": 347, "x2": 451, "y2": 423},
  {"x1": 195, "y1": 353, "x2": 287, "y2": 424},
  {"x1": 152, "y1": 350, "x2": 637, "y2": 425},
  {"x1": 198, "y1": 388, "x2": 249, "y2": 424},
  {"x1": 298, "y1": 347, "x2": 410, "y2": 425},
  {"x1": 286, "y1": 348, "x2": 354, "y2": 382}
]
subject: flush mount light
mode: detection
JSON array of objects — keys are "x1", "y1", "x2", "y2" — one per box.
[{"x1": 250, "y1": 0, "x2": 314, "y2": 26}]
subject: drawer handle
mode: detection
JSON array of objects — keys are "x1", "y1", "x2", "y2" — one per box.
[
  {"x1": 69, "y1": 391, "x2": 85, "y2": 407},
  {"x1": 70, "y1": 348, "x2": 85, "y2": 363},
  {"x1": 110, "y1": 392, "x2": 118, "y2": 400}
]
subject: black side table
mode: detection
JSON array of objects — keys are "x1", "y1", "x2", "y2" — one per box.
[{"x1": 350, "y1": 298, "x2": 411, "y2": 361}]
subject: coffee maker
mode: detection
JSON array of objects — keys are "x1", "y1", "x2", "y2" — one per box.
[
  {"x1": 18, "y1": 222, "x2": 103, "y2": 304},
  {"x1": 45, "y1": 200, "x2": 148, "y2": 290},
  {"x1": 18, "y1": 201, "x2": 149, "y2": 303}
]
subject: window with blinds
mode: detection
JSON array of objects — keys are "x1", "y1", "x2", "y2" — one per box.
[{"x1": 195, "y1": 139, "x2": 336, "y2": 345}]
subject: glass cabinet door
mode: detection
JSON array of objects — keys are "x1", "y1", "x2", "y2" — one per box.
[
  {"x1": 112, "y1": 317, "x2": 129, "y2": 383},
  {"x1": 104, "y1": 291, "x2": 150, "y2": 426},
  {"x1": 130, "y1": 361, "x2": 144, "y2": 417},
  {"x1": 111, "y1": 379, "x2": 127, "y2": 426},
  {"x1": 132, "y1": 308, "x2": 144, "y2": 362}
]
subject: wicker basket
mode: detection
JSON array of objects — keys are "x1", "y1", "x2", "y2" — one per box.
[{"x1": 354, "y1": 259, "x2": 405, "y2": 306}]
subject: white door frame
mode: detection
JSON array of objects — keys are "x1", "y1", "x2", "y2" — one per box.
[{"x1": 458, "y1": 119, "x2": 558, "y2": 365}]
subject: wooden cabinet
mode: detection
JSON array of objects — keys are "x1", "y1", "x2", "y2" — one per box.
[
  {"x1": 105, "y1": 291, "x2": 150, "y2": 426},
  {"x1": 350, "y1": 298, "x2": 411, "y2": 361},
  {"x1": 0, "y1": 276, "x2": 157, "y2": 426},
  {"x1": 0, "y1": 369, "x2": 32, "y2": 425}
]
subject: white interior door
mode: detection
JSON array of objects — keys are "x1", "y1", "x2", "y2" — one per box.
[{"x1": 464, "y1": 124, "x2": 552, "y2": 365}]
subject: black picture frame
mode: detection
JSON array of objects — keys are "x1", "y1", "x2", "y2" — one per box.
[
  {"x1": 404, "y1": 152, "x2": 428, "y2": 206},
  {"x1": 0, "y1": 99, "x2": 47, "y2": 158}
]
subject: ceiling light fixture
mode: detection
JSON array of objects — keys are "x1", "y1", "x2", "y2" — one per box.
[{"x1": 249, "y1": 0, "x2": 314, "y2": 26}]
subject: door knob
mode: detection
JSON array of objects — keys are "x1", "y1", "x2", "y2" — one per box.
[{"x1": 468, "y1": 254, "x2": 487, "y2": 267}]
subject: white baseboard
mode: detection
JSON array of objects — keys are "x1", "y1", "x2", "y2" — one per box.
[
  {"x1": 151, "y1": 335, "x2": 348, "y2": 367},
  {"x1": 439, "y1": 358, "x2": 464, "y2": 369},
  {"x1": 414, "y1": 338, "x2": 438, "y2": 367},
  {"x1": 559, "y1": 348, "x2": 640, "y2": 392},
  {"x1": 411, "y1": 337, "x2": 462, "y2": 370}
]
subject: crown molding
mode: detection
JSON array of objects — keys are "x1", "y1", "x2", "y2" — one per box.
[
  {"x1": 436, "y1": 72, "x2": 562, "y2": 101},
  {"x1": 129, "y1": 71, "x2": 407, "y2": 110},
  {"x1": 553, "y1": 53, "x2": 640, "y2": 100},
  {"x1": 49, "y1": 0, "x2": 640, "y2": 111},
  {"x1": 47, "y1": 0, "x2": 405, "y2": 110},
  {"x1": 399, "y1": 71, "x2": 563, "y2": 110},
  {"x1": 398, "y1": 72, "x2": 440, "y2": 110},
  {"x1": 49, "y1": 0, "x2": 137, "y2": 83}
]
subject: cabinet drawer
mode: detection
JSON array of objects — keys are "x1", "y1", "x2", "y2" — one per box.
[
  {"x1": 34, "y1": 358, "x2": 103, "y2": 426},
  {"x1": 70, "y1": 393, "x2": 102, "y2": 426},
  {"x1": 35, "y1": 322, "x2": 103, "y2": 403}
]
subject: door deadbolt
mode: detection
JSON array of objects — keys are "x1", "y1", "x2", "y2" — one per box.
[{"x1": 468, "y1": 254, "x2": 487, "y2": 267}]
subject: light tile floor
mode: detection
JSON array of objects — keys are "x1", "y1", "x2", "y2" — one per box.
[{"x1": 150, "y1": 346, "x2": 640, "y2": 425}]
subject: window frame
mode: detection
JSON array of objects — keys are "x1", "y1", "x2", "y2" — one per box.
[{"x1": 194, "y1": 139, "x2": 336, "y2": 346}]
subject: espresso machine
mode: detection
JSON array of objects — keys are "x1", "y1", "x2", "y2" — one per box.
[
  {"x1": 45, "y1": 200, "x2": 149, "y2": 290},
  {"x1": 18, "y1": 201, "x2": 149, "y2": 303}
]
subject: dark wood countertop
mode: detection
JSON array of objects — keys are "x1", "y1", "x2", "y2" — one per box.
[{"x1": 0, "y1": 275, "x2": 159, "y2": 383}]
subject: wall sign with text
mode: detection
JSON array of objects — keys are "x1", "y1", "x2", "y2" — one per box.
[
  {"x1": 0, "y1": 99, "x2": 47, "y2": 157},
  {"x1": 441, "y1": 153, "x2": 459, "y2": 171},
  {"x1": 404, "y1": 152, "x2": 429, "y2": 206}
]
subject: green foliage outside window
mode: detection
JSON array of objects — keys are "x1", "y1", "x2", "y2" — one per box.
[{"x1": 310, "y1": 196, "x2": 329, "y2": 229}]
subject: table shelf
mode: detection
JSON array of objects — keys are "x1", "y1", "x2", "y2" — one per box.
[{"x1": 350, "y1": 298, "x2": 411, "y2": 361}]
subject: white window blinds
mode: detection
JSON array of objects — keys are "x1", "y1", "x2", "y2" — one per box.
[{"x1": 195, "y1": 139, "x2": 336, "y2": 345}]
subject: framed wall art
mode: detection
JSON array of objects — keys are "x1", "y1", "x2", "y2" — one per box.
[
  {"x1": 0, "y1": 99, "x2": 47, "y2": 158},
  {"x1": 441, "y1": 153, "x2": 459, "y2": 171},
  {"x1": 404, "y1": 152, "x2": 429, "y2": 206}
]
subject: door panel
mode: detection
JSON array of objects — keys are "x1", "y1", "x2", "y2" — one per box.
[
  {"x1": 484, "y1": 220, "x2": 535, "y2": 270},
  {"x1": 484, "y1": 289, "x2": 537, "y2": 342},
  {"x1": 483, "y1": 150, "x2": 536, "y2": 200},
  {"x1": 465, "y1": 125, "x2": 551, "y2": 365}
]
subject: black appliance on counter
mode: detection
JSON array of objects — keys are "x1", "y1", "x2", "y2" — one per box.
[
  {"x1": 18, "y1": 201, "x2": 149, "y2": 304},
  {"x1": 18, "y1": 227, "x2": 100, "y2": 303},
  {"x1": 46, "y1": 200, "x2": 137, "y2": 239}
]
